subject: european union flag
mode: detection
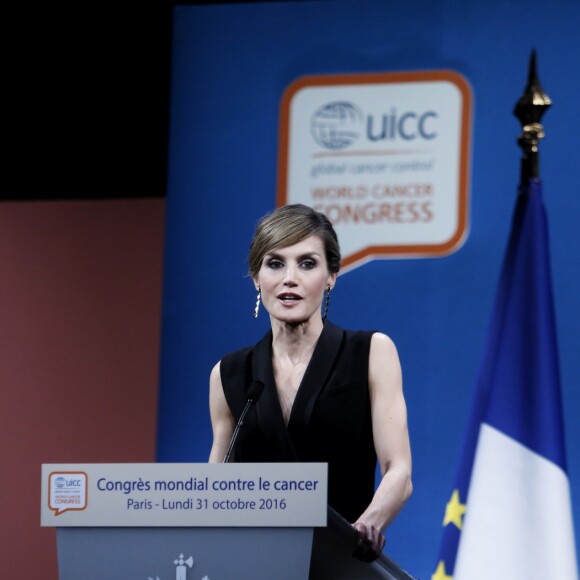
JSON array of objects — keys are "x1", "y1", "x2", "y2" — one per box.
[{"x1": 433, "y1": 178, "x2": 578, "y2": 579}]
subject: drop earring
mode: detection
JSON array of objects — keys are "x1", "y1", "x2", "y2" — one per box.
[
  {"x1": 322, "y1": 285, "x2": 331, "y2": 320},
  {"x1": 254, "y1": 286, "x2": 261, "y2": 319}
]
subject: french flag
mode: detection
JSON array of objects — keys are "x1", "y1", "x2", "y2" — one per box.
[{"x1": 434, "y1": 179, "x2": 578, "y2": 579}]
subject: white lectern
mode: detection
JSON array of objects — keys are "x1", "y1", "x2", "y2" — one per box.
[{"x1": 41, "y1": 463, "x2": 415, "y2": 579}]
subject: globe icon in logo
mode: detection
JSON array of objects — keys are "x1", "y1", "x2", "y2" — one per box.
[
  {"x1": 55, "y1": 477, "x2": 66, "y2": 489},
  {"x1": 310, "y1": 101, "x2": 363, "y2": 150}
]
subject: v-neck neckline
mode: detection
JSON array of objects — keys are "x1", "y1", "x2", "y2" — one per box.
[{"x1": 251, "y1": 321, "x2": 344, "y2": 454}]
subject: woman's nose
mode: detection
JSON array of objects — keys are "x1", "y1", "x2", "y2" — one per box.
[{"x1": 283, "y1": 265, "x2": 298, "y2": 286}]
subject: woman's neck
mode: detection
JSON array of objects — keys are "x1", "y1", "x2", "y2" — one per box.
[{"x1": 270, "y1": 317, "x2": 324, "y2": 364}]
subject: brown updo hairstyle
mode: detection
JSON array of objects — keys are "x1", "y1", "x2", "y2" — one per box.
[{"x1": 248, "y1": 204, "x2": 341, "y2": 277}]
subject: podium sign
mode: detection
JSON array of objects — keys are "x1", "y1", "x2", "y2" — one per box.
[
  {"x1": 41, "y1": 463, "x2": 327, "y2": 527},
  {"x1": 41, "y1": 463, "x2": 326, "y2": 580}
]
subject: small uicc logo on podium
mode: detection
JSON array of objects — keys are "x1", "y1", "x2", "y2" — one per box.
[{"x1": 147, "y1": 553, "x2": 210, "y2": 580}]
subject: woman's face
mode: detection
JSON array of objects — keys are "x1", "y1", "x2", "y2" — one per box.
[{"x1": 254, "y1": 235, "x2": 337, "y2": 325}]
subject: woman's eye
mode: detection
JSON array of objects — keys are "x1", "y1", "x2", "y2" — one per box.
[
  {"x1": 301, "y1": 259, "x2": 316, "y2": 269},
  {"x1": 266, "y1": 259, "x2": 283, "y2": 269}
]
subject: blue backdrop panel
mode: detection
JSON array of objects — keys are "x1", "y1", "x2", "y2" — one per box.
[{"x1": 158, "y1": 2, "x2": 580, "y2": 577}]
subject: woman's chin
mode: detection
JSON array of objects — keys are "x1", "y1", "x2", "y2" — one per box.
[{"x1": 270, "y1": 310, "x2": 322, "y2": 327}]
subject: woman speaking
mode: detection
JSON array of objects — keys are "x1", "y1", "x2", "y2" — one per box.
[{"x1": 209, "y1": 204, "x2": 412, "y2": 560}]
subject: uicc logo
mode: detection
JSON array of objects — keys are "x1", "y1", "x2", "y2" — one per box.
[
  {"x1": 310, "y1": 100, "x2": 439, "y2": 151},
  {"x1": 279, "y1": 70, "x2": 473, "y2": 265},
  {"x1": 48, "y1": 471, "x2": 88, "y2": 516},
  {"x1": 310, "y1": 102, "x2": 364, "y2": 150}
]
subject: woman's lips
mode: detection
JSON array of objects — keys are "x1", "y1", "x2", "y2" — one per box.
[{"x1": 277, "y1": 292, "x2": 302, "y2": 303}]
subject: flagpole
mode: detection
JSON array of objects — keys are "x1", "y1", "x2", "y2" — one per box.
[
  {"x1": 513, "y1": 50, "x2": 552, "y2": 182},
  {"x1": 433, "y1": 52, "x2": 579, "y2": 580}
]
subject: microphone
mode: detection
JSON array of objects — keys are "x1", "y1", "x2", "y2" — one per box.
[{"x1": 223, "y1": 381, "x2": 264, "y2": 463}]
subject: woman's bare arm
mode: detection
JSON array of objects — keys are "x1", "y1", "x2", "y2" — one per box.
[
  {"x1": 208, "y1": 362, "x2": 235, "y2": 463},
  {"x1": 353, "y1": 333, "x2": 413, "y2": 559}
]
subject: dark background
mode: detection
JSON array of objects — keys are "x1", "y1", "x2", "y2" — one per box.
[
  {"x1": 0, "y1": 1, "x2": 173, "y2": 199},
  {"x1": 0, "y1": 0, "x2": 316, "y2": 200}
]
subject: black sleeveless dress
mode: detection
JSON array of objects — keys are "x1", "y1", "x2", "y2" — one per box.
[{"x1": 220, "y1": 321, "x2": 377, "y2": 522}]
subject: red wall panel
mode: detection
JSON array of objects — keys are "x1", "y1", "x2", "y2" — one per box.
[{"x1": 0, "y1": 199, "x2": 165, "y2": 578}]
